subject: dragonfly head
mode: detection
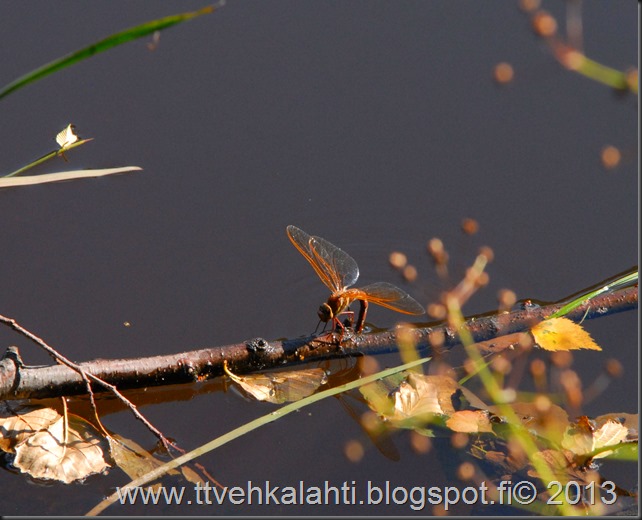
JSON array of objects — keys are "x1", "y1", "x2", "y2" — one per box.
[{"x1": 318, "y1": 302, "x2": 333, "y2": 322}]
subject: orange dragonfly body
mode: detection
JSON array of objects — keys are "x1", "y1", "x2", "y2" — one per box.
[{"x1": 287, "y1": 225, "x2": 425, "y2": 332}]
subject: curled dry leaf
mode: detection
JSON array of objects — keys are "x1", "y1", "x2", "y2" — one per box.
[
  {"x1": 387, "y1": 374, "x2": 460, "y2": 423},
  {"x1": 562, "y1": 417, "x2": 632, "y2": 460},
  {"x1": 0, "y1": 402, "x2": 61, "y2": 453},
  {"x1": 530, "y1": 317, "x2": 601, "y2": 352},
  {"x1": 226, "y1": 365, "x2": 328, "y2": 404},
  {"x1": 594, "y1": 413, "x2": 638, "y2": 439},
  {"x1": 55, "y1": 124, "x2": 80, "y2": 148},
  {"x1": 14, "y1": 414, "x2": 109, "y2": 483}
]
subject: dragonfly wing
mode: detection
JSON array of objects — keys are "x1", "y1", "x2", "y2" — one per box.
[
  {"x1": 309, "y1": 234, "x2": 360, "y2": 288},
  {"x1": 287, "y1": 225, "x2": 359, "y2": 291},
  {"x1": 359, "y1": 282, "x2": 425, "y2": 315}
]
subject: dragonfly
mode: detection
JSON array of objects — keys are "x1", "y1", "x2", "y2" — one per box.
[{"x1": 287, "y1": 225, "x2": 426, "y2": 333}]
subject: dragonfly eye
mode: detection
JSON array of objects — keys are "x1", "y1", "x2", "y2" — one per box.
[{"x1": 318, "y1": 303, "x2": 333, "y2": 322}]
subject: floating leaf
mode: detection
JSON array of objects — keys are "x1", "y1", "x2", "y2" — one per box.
[
  {"x1": 108, "y1": 435, "x2": 177, "y2": 481},
  {"x1": 387, "y1": 374, "x2": 460, "y2": 423},
  {"x1": 224, "y1": 363, "x2": 328, "y2": 404},
  {"x1": 528, "y1": 448, "x2": 588, "y2": 484},
  {"x1": 594, "y1": 413, "x2": 638, "y2": 433},
  {"x1": 0, "y1": 402, "x2": 61, "y2": 453},
  {"x1": 109, "y1": 434, "x2": 207, "y2": 488},
  {"x1": 446, "y1": 410, "x2": 493, "y2": 433},
  {"x1": 531, "y1": 317, "x2": 601, "y2": 352},
  {"x1": 489, "y1": 401, "x2": 570, "y2": 445},
  {"x1": 562, "y1": 417, "x2": 631, "y2": 460},
  {"x1": 13, "y1": 413, "x2": 109, "y2": 483},
  {"x1": 360, "y1": 367, "x2": 409, "y2": 417},
  {"x1": 391, "y1": 375, "x2": 441, "y2": 419},
  {"x1": 0, "y1": 166, "x2": 142, "y2": 188}
]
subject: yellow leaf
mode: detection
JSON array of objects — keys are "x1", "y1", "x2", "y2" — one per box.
[{"x1": 531, "y1": 317, "x2": 601, "y2": 352}]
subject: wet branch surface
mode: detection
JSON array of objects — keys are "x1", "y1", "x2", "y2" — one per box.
[{"x1": 0, "y1": 286, "x2": 637, "y2": 400}]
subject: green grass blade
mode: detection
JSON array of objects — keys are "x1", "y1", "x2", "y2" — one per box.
[
  {"x1": 86, "y1": 356, "x2": 431, "y2": 516},
  {"x1": 576, "y1": 55, "x2": 636, "y2": 93},
  {"x1": 0, "y1": 5, "x2": 216, "y2": 100},
  {"x1": 548, "y1": 269, "x2": 638, "y2": 319}
]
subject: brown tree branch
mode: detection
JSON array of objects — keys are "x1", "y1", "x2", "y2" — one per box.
[{"x1": 1, "y1": 285, "x2": 637, "y2": 400}]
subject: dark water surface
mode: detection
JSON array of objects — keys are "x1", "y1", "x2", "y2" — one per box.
[{"x1": 0, "y1": 1, "x2": 637, "y2": 515}]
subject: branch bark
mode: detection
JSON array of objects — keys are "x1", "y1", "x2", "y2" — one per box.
[{"x1": 1, "y1": 286, "x2": 637, "y2": 400}]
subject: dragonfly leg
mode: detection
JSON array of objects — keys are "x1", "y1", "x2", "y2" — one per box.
[{"x1": 355, "y1": 299, "x2": 368, "y2": 332}]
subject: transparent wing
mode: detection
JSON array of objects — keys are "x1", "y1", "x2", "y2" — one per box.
[
  {"x1": 287, "y1": 225, "x2": 359, "y2": 291},
  {"x1": 357, "y1": 282, "x2": 425, "y2": 315}
]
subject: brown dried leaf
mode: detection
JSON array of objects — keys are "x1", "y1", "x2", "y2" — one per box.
[
  {"x1": 181, "y1": 465, "x2": 205, "y2": 486},
  {"x1": 562, "y1": 418, "x2": 630, "y2": 459},
  {"x1": 388, "y1": 373, "x2": 460, "y2": 423},
  {"x1": 14, "y1": 414, "x2": 108, "y2": 483},
  {"x1": 528, "y1": 448, "x2": 588, "y2": 484},
  {"x1": 227, "y1": 367, "x2": 328, "y2": 404},
  {"x1": 594, "y1": 413, "x2": 638, "y2": 438},
  {"x1": 446, "y1": 410, "x2": 493, "y2": 433},
  {"x1": 489, "y1": 401, "x2": 571, "y2": 445},
  {"x1": 109, "y1": 435, "x2": 206, "y2": 489},
  {"x1": 531, "y1": 317, "x2": 601, "y2": 352},
  {"x1": 108, "y1": 434, "x2": 179, "y2": 483},
  {"x1": 0, "y1": 402, "x2": 61, "y2": 453}
]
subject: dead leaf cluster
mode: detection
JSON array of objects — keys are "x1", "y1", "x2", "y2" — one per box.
[
  {"x1": 358, "y1": 370, "x2": 638, "y2": 510},
  {"x1": 0, "y1": 401, "x2": 205, "y2": 486}
]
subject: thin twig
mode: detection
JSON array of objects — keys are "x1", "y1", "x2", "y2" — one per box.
[{"x1": 0, "y1": 313, "x2": 175, "y2": 452}]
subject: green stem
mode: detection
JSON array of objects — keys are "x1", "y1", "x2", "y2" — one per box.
[{"x1": 2, "y1": 138, "x2": 93, "y2": 178}]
